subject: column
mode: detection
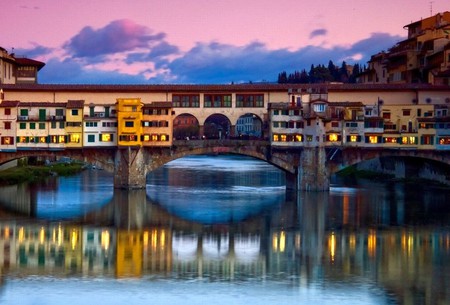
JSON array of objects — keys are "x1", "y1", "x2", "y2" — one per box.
[
  {"x1": 114, "y1": 147, "x2": 147, "y2": 189},
  {"x1": 298, "y1": 147, "x2": 330, "y2": 191}
]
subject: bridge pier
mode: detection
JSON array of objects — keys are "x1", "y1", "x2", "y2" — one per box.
[
  {"x1": 114, "y1": 147, "x2": 147, "y2": 189},
  {"x1": 296, "y1": 147, "x2": 330, "y2": 191}
]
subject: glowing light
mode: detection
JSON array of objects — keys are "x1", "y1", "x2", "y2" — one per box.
[
  {"x1": 71, "y1": 230, "x2": 78, "y2": 250},
  {"x1": 329, "y1": 232, "x2": 336, "y2": 261},
  {"x1": 4, "y1": 227, "x2": 10, "y2": 240},
  {"x1": 39, "y1": 227, "x2": 45, "y2": 244},
  {"x1": 18, "y1": 227, "x2": 25, "y2": 243},
  {"x1": 143, "y1": 231, "x2": 149, "y2": 247},
  {"x1": 279, "y1": 231, "x2": 286, "y2": 252},
  {"x1": 368, "y1": 230, "x2": 377, "y2": 258},
  {"x1": 101, "y1": 230, "x2": 110, "y2": 250}
]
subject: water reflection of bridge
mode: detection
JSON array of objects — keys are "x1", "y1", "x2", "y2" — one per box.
[{"x1": 0, "y1": 190, "x2": 448, "y2": 305}]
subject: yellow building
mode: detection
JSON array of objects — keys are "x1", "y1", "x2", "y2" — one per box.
[
  {"x1": 65, "y1": 100, "x2": 84, "y2": 148},
  {"x1": 142, "y1": 102, "x2": 173, "y2": 147},
  {"x1": 381, "y1": 103, "x2": 435, "y2": 148},
  {"x1": 116, "y1": 98, "x2": 143, "y2": 147}
]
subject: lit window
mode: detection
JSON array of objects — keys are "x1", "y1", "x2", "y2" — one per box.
[
  {"x1": 58, "y1": 135, "x2": 65, "y2": 143},
  {"x1": 273, "y1": 134, "x2": 279, "y2": 142},
  {"x1": 101, "y1": 134, "x2": 112, "y2": 142},
  {"x1": 307, "y1": 135, "x2": 313, "y2": 142},
  {"x1": 151, "y1": 134, "x2": 158, "y2": 141},
  {"x1": 384, "y1": 137, "x2": 397, "y2": 143},
  {"x1": 281, "y1": 135, "x2": 287, "y2": 142},
  {"x1": 328, "y1": 134, "x2": 338, "y2": 142},
  {"x1": 295, "y1": 135, "x2": 302, "y2": 142},
  {"x1": 39, "y1": 137, "x2": 46, "y2": 143},
  {"x1": 369, "y1": 136, "x2": 378, "y2": 143},
  {"x1": 350, "y1": 135, "x2": 358, "y2": 142},
  {"x1": 143, "y1": 134, "x2": 150, "y2": 141},
  {"x1": 19, "y1": 136, "x2": 27, "y2": 143},
  {"x1": 70, "y1": 134, "x2": 80, "y2": 143},
  {"x1": 439, "y1": 137, "x2": 450, "y2": 145},
  {"x1": 160, "y1": 134, "x2": 167, "y2": 141}
]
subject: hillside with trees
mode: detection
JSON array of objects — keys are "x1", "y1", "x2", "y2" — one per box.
[{"x1": 277, "y1": 60, "x2": 363, "y2": 84}]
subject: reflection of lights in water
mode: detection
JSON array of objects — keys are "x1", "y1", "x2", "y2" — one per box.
[
  {"x1": 349, "y1": 233, "x2": 356, "y2": 253},
  {"x1": 368, "y1": 230, "x2": 377, "y2": 258},
  {"x1": 271, "y1": 232, "x2": 285, "y2": 252},
  {"x1": 102, "y1": 230, "x2": 110, "y2": 251},
  {"x1": 329, "y1": 232, "x2": 336, "y2": 262},
  {"x1": 18, "y1": 227, "x2": 24, "y2": 243},
  {"x1": 143, "y1": 231, "x2": 149, "y2": 248},
  {"x1": 58, "y1": 225, "x2": 63, "y2": 246},
  {"x1": 39, "y1": 227, "x2": 45, "y2": 244},
  {"x1": 295, "y1": 233, "x2": 301, "y2": 251},
  {"x1": 71, "y1": 229, "x2": 78, "y2": 250},
  {"x1": 4, "y1": 226, "x2": 10, "y2": 240}
]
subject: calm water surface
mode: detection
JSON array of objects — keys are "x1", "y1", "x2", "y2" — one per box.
[{"x1": 0, "y1": 155, "x2": 448, "y2": 305}]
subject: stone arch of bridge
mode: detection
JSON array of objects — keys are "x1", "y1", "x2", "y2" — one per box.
[
  {"x1": 0, "y1": 149, "x2": 116, "y2": 173},
  {"x1": 143, "y1": 145, "x2": 297, "y2": 177},
  {"x1": 328, "y1": 148, "x2": 450, "y2": 176}
]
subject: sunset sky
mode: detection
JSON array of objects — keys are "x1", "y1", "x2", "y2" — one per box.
[{"x1": 2, "y1": 0, "x2": 448, "y2": 84}]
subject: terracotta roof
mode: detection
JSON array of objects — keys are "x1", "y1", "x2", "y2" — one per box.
[
  {"x1": 66, "y1": 100, "x2": 85, "y2": 108},
  {"x1": 19, "y1": 102, "x2": 67, "y2": 107},
  {"x1": 14, "y1": 57, "x2": 46, "y2": 70},
  {"x1": 2, "y1": 83, "x2": 449, "y2": 93},
  {"x1": 0, "y1": 100, "x2": 20, "y2": 107}
]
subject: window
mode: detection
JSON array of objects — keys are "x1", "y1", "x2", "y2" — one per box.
[
  {"x1": 349, "y1": 135, "x2": 359, "y2": 142},
  {"x1": 55, "y1": 109, "x2": 64, "y2": 116},
  {"x1": 172, "y1": 94, "x2": 200, "y2": 108},
  {"x1": 51, "y1": 121, "x2": 57, "y2": 129},
  {"x1": 402, "y1": 109, "x2": 411, "y2": 116},
  {"x1": 69, "y1": 134, "x2": 81, "y2": 143},
  {"x1": 19, "y1": 122, "x2": 26, "y2": 129},
  {"x1": 39, "y1": 123, "x2": 45, "y2": 129},
  {"x1": 327, "y1": 134, "x2": 339, "y2": 142},
  {"x1": 273, "y1": 134, "x2": 279, "y2": 142},
  {"x1": 1, "y1": 136, "x2": 14, "y2": 145},
  {"x1": 4, "y1": 122, "x2": 11, "y2": 130},
  {"x1": 71, "y1": 109, "x2": 79, "y2": 116},
  {"x1": 30, "y1": 123, "x2": 36, "y2": 129},
  {"x1": 382, "y1": 112, "x2": 391, "y2": 119},
  {"x1": 100, "y1": 134, "x2": 113, "y2": 142},
  {"x1": 20, "y1": 109, "x2": 28, "y2": 116},
  {"x1": 313, "y1": 103, "x2": 326, "y2": 112},
  {"x1": 4, "y1": 108, "x2": 11, "y2": 115},
  {"x1": 87, "y1": 135, "x2": 95, "y2": 143},
  {"x1": 236, "y1": 94, "x2": 264, "y2": 107},
  {"x1": 204, "y1": 94, "x2": 232, "y2": 107},
  {"x1": 384, "y1": 137, "x2": 397, "y2": 143},
  {"x1": 59, "y1": 121, "x2": 65, "y2": 128},
  {"x1": 366, "y1": 135, "x2": 380, "y2": 144},
  {"x1": 125, "y1": 121, "x2": 134, "y2": 127},
  {"x1": 331, "y1": 122, "x2": 339, "y2": 128},
  {"x1": 86, "y1": 122, "x2": 98, "y2": 127}
]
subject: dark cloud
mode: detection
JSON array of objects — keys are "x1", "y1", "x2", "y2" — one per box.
[
  {"x1": 309, "y1": 28, "x2": 327, "y2": 39},
  {"x1": 12, "y1": 45, "x2": 53, "y2": 58},
  {"x1": 38, "y1": 32, "x2": 404, "y2": 84},
  {"x1": 64, "y1": 19, "x2": 167, "y2": 58},
  {"x1": 39, "y1": 58, "x2": 148, "y2": 84},
  {"x1": 154, "y1": 32, "x2": 403, "y2": 83}
]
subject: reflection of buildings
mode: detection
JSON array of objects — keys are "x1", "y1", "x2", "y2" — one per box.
[{"x1": 0, "y1": 210, "x2": 448, "y2": 305}]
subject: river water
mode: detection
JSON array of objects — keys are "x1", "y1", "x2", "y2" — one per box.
[{"x1": 0, "y1": 155, "x2": 448, "y2": 305}]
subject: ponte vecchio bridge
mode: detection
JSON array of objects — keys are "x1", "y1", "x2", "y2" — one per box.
[{"x1": 1, "y1": 139, "x2": 449, "y2": 191}]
